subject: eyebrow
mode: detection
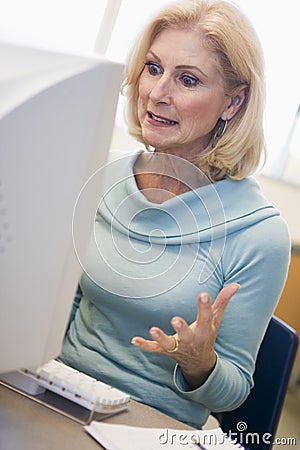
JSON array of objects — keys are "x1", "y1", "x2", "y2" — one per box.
[{"x1": 147, "y1": 50, "x2": 208, "y2": 78}]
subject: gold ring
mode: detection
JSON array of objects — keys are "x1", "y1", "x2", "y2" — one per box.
[{"x1": 167, "y1": 336, "x2": 180, "y2": 353}]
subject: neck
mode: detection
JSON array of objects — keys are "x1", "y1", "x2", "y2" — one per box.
[{"x1": 134, "y1": 151, "x2": 208, "y2": 203}]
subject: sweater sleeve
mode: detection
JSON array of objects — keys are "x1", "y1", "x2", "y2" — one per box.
[
  {"x1": 173, "y1": 215, "x2": 291, "y2": 412},
  {"x1": 65, "y1": 284, "x2": 83, "y2": 333}
]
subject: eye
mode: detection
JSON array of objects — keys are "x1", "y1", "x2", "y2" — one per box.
[
  {"x1": 144, "y1": 61, "x2": 163, "y2": 76},
  {"x1": 179, "y1": 74, "x2": 199, "y2": 88}
]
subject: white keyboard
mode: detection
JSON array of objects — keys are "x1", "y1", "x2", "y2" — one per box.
[{"x1": 21, "y1": 359, "x2": 130, "y2": 414}]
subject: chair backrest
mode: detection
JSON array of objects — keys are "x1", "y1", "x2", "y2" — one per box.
[{"x1": 217, "y1": 316, "x2": 298, "y2": 450}]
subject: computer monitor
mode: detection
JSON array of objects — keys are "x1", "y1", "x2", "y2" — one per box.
[{"x1": 0, "y1": 40, "x2": 124, "y2": 374}]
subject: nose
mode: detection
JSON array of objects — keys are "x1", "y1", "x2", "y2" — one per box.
[{"x1": 149, "y1": 75, "x2": 172, "y2": 104}]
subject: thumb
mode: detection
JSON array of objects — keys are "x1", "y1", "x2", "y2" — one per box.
[{"x1": 212, "y1": 283, "x2": 240, "y2": 329}]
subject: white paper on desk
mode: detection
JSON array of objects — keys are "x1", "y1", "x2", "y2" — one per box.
[{"x1": 84, "y1": 422, "x2": 243, "y2": 450}]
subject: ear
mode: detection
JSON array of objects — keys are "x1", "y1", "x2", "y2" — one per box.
[{"x1": 221, "y1": 84, "x2": 248, "y2": 121}]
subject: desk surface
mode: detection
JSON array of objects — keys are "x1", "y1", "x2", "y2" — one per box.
[{"x1": 0, "y1": 384, "x2": 201, "y2": 450}]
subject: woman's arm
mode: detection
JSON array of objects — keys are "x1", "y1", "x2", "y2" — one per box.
[
  {"x1": 65, "y1": 284, "x2": 83, "y2": 332},
  {"x1": 132, "y1": 215, "x2": 291, "y2": 412}
]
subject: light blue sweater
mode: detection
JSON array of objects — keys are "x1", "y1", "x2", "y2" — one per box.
[{"x1": 60, "y1": 151, "x2": 290, "y2": 428}]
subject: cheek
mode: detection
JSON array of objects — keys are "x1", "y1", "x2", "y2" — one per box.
[
  {"x1": 137, "y1": 83, "x2": 147, "y2": 119},
  {"x1": 138, "y1": 75, "x2": 151, "y2": 101},
  {"x1": 137, "y1": 83, "x2": 149, "y2": 116},
  {"x1": 179, "y1": 94, "x2": 223, "y2": 126},
  {"x1": 180, "y1": 94, "x2": 210, "y2": 116}
]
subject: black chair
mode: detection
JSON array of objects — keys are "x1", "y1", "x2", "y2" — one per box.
[{"x1": 215, "y1": 316, "x2": 298, "y2": 450}]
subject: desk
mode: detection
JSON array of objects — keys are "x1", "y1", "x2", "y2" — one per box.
[{"x1": 0, "y1": 384, "x2": 199, "y2": 450}]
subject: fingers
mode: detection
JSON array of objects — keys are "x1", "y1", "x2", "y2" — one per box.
[
  {"x1": 170, "y1": 316, "x2": 192, "y2": 344},
  {"x1": 150, "y1": 327, "x2": 179, "y2": 353},
  {"x1": 131, "y1": 335, "x2": 161, "y2": 353},
  {"x1": 132, "y1": 283, "x2": 240, "y2": 356},
  {"x1": 131, "y1": 326, "x2": 181, "y2": 354},
  {"x1": 195, "y1": 283, "x2": 240, "y2": 331},
  {"x1": 212, "y1": 283, "x2": 240, "y2": 329},
  {"x1": 195, "y1": 292, "x2": 213, "y2": 328}
]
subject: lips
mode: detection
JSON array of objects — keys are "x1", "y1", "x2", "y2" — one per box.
[{"x1": 147, "y1": 111, "x2": 178, "y2": 126}]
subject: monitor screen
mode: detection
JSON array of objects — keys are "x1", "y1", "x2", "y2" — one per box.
[{"x1": 0, "y1": 40, "x2": 124, "y2": 374}]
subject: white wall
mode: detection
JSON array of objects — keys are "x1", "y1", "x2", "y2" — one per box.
[{"x1": 258, "y1": 176, "x2": 300, "y2": 247}]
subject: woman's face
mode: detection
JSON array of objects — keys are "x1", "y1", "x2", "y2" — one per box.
[{"x1": 137, "y1": 27, "x2": 231, "y2": 158}]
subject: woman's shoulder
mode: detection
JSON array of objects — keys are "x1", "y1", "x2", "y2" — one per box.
[{"x1": 226, "y1": 212, "x2": 291, "y2": 262}]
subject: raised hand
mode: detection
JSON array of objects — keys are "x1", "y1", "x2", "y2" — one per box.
[{"x1": 131, "y1": 283, "x2": 240, "y2": 388}]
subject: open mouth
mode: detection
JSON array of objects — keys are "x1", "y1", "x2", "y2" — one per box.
[{"x1": 148, "y1": 111, "x2": 178, "y2": 126}]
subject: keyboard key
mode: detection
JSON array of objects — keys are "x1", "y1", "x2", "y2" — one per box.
[{"x1": 22, "y1": 359, "x2": 130, "y2": 413}]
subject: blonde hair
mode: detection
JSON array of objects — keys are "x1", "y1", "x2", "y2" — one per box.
[{"x1": 123, "y1": 0, "x2": 266, "y2": 181}]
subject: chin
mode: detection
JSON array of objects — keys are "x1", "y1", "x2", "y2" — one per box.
[{"x1": 142, "y1": 132, "x2": 171, "y2": 151}]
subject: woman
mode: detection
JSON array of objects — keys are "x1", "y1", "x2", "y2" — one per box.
[{"x1": 60, "y1": 0, "x2": 290, "y2": 428}]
